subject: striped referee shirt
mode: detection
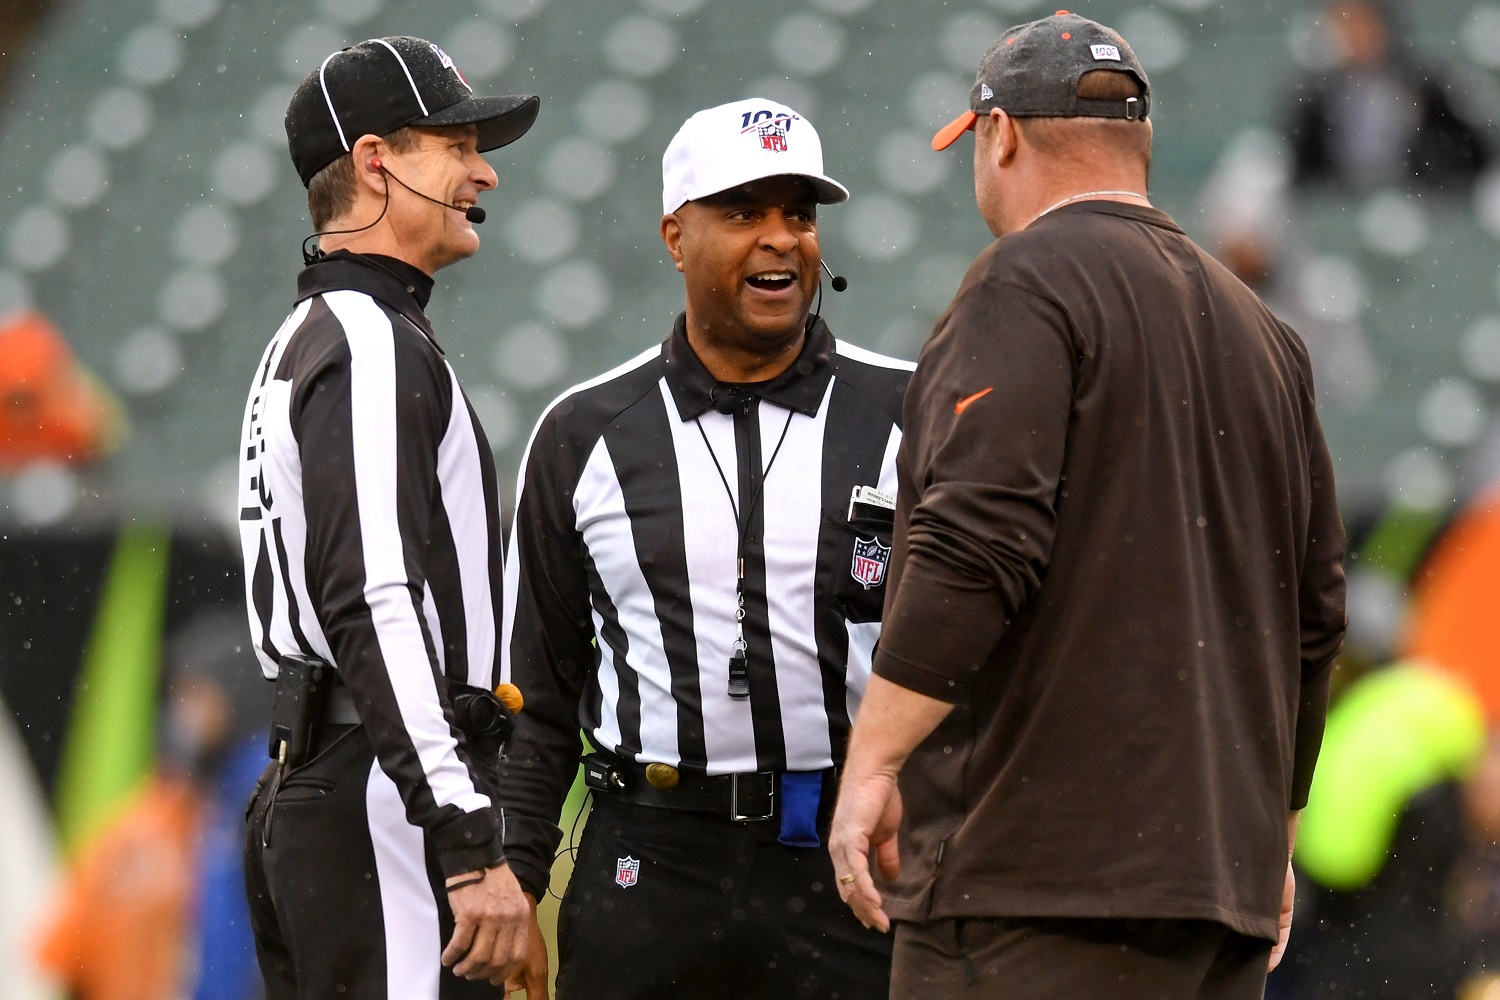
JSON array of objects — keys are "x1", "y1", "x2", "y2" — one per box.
[
  {"x1": 498, "y1": 315, "x2": 912, "y2": 898},
  {"x1": 236, "y1": 251, "x2": 506, "y2": 876}
]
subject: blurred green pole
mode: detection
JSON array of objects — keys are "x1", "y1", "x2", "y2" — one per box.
[{"x1": 53, "y1": 522, "x2": 171, "y2": 854}]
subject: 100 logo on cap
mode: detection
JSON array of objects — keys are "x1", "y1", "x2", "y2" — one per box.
[{"x1": 738, "y1": 108, "x2": 798, "y2": 152}]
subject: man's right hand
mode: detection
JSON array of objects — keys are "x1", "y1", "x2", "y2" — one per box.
[
  {"x1": 505, "y1": 893, "x2": 550, "y2": 998},
  {"x1": 442, "y1": 862, "x2": 530, "y2": 985}
]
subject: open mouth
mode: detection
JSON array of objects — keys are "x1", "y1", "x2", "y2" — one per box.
[{"x1": 746, "y1": 270, "x2": 796, "y2": 292}]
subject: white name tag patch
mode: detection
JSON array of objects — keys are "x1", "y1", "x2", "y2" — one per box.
[{"x1": 1091, "y1": 43, "x2": 1122, "y2": 61}]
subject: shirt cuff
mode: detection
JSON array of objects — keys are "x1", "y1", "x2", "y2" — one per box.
[
  {"x1": 875, "y1": 554, "x2": 1010, "y2": 697},
  {"x1": 434, "y1": 811, "x2": 506, "y2": 879},
  {"x1": 873, "y1": 648, "x2": 971, "y2": 702},
  {"x1": 506, "y1": 856, "x2": 551, "y2": 903}
]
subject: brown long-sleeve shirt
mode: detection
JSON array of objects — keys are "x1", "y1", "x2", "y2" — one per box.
[{"x1": 875, "y1": 201, "x2": 1347, "y2": 940}]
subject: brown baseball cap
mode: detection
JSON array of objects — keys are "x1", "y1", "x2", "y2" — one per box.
[{"x1": 932, "y1": 10, "x2": 1150, "y2": 151}]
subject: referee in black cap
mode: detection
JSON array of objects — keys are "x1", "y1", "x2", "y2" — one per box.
[{"x1": 239, "y1": 36, "x2": 538, "y2": 997}]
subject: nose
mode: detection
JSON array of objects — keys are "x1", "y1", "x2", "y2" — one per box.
[
  {"x1": 470, "y1": 151, "x2": 498, "y2": 192},
  {"x1": 758, "y1": 210, "x2": 800, "y2": 255}
]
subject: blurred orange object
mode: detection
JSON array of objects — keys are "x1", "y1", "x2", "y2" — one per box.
[
  {"x1": 1405, "y1": 491, "x2": 1500, "y2": 719},
  {"x1": 34, "y1": 775, "x2": 202, "y2": 1000},
  {"x1": 0, "y1": 310, "x2": 122, "y2": 471}
]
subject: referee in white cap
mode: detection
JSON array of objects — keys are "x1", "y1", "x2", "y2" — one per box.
[{"x1": 497, "y1": 99, "x2": 907, "y2": 998}]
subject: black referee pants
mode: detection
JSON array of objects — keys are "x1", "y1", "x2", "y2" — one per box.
[
  {"x1": 244, "y1": 724, "x2": 499, "y2": 999},
  {"x1": 556, "y1": 795, "x2": 892, "y2": 999}
]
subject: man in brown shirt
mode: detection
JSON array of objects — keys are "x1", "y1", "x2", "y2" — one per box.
[{"x1": 827, "y1": 12, "x2": 1347, "y2": 999}]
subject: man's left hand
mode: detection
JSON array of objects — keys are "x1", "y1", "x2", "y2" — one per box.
[
  {"x1": 1268, "y1": 859, "x2": 1295, "y2": 971},
  {"x1": 828, "y1": 768, "x2": 903, "y2": 933}
]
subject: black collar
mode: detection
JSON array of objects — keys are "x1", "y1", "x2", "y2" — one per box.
[
  {"x1": 296, "y1": 251, "x2": 439, "y2": 350},
  {"x1": 663, "y1": 313, "x2": 836, "y2": 421}
]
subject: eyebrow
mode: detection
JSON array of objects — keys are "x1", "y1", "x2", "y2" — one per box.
[
  {"x1": 709, "y1": 188, "x2": 817, "y2": 210},
  {"x1": 425, "y1": 124, "x2": 479, "y2": 141}
]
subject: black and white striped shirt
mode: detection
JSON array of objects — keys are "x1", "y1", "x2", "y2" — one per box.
[
  {"x1": 237, "y1": 251, "x2": 507, "y2": 876},
  {"x1": 498, "y1": 316, "x2": 912, "y2": 898}
]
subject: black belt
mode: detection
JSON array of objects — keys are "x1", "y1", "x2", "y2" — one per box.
[{"x1": 591, "y1": 758, "x2": 838, "y2": 823}]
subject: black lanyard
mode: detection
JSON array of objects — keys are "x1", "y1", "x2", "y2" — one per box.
[{"x1": 693, "y1": 400, "x2": 796, "y2": 699}]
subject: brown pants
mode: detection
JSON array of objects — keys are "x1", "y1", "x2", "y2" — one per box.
[{"x1": 892, "y1": 917, "x2": 1272, "y2": 1000}]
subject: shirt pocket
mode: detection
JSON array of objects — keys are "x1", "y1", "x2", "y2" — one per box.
[{"x1": 818, "y1": 505, "x2": 895, "y2": 625}]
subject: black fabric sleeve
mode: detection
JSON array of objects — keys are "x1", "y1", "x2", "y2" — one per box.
[
  {"x1": 874, "y1": 280, "x2": 1075, "y2": 701},
  {"x1": 297, "y1": 312, "x2": 502, "y2": 877},
  {"x1": 498, "y1": 410, "x2": 598, "y2": 900}
]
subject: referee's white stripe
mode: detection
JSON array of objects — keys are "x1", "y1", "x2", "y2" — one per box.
[
  {"x1": 367, "y1": 761, "x2": 442, "y2": 998},
  {"x1": 574, "y1": 435, "x2": 684, "y2": 761},
  {"x1": 238, "y1": 300, "x2": 312, "y2": 679},
  {"x1": 572, "y1": 438, "x2": 626, "y2": 753},
  {"x1": 500, "y1": 343, "x2": 661, "y2": 683},
  {"x1": 261, "y1": 374, "x2": 335, "y2": 667},
  {"x1": 437, "y1": 370, "x2": 497, "y2": 689},
  {"x1": 845, "y1": 423, "x2": 902, "y2": 721},
  {"x1": 327, "y1": 290, "x2": 487, "y2": 814},
  {"x1": 370, "y1": 38, "x2": 429, "y2": 117},
  {"x1": 845, "y1": 620, "x2": 881, "y2": 722},
  {"x1": 761, "y1": 382, "x2": 835, "y2": 771},
  {"x1": 661, "y1": 386, "x2": 757, "y2": 774},
  {"x1": 877, "y1": 423, "x2": 902, "y2": 497},
  {"x1": 835, "y1": 339, "x2": 918, "y2": 371}
]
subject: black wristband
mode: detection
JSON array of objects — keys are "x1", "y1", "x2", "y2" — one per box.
[{"x1": 446, "y1": 872, "x2": 485, "y2": 891}]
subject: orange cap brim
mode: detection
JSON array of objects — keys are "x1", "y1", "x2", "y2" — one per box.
[{"x1": 931, "y1": 110, "x2": 977, "y2": 151}]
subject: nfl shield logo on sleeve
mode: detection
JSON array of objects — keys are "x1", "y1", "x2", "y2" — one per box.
[
  {"x1": 851, "y1": 536, "x2": 891, "y2": 589},
  {"x1": 615, "y1": 856, "x2": 640, "y2": 888}
]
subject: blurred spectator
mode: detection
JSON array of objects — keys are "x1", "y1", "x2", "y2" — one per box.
[
  {"x1": 0, "y1": 310, "x2": 123, "y2": 472},
  {"x1": 168, "y1": 612, "x2": 271, "y2": 1000},
  {"x1": 0, "y1": 693, "x2": 58, "y2": 1000},
  {"x1": 1198, "y1": 128, "x2": 1379, "y2": 408},
  {"x1": 1455, "y1": 734, "x2": 1500, "y2": 994},
  {"x1": 1288, "y1": 0, "x2": 1490, "y2": 193},
  {"x1": 1270, "y1": 663, "x2": 1485, "y2": 999},
  {"x1": 35, "y1": 611, "x2": 269, "y2": 1000},
  {"x1": 0, "y1": 1, "x2": 54, "y2": 94}
]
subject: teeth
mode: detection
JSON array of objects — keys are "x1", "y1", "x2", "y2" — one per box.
[{"x1": 753, "y1": 271, "x2": 793, "y2": 280}]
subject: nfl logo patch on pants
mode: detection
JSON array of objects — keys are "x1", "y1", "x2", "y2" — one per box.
[{"x1": 615, "y1": 855, "x2": 640, "y2": 888}]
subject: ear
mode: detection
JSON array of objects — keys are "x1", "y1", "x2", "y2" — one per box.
[
  {"x1": 350, "y1": 133, "x2": 386, "y2": 197},
  {"x1": 660, "y1": 213, "x2": 685, "y2": 273},
  {"x1": 991, "y1": 109, "x2": 1020, "y2": 168}
]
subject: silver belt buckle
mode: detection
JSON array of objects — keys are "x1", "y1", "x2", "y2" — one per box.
[{"x1": 729, "y1": 772, "x2": 776, "y2": 822}]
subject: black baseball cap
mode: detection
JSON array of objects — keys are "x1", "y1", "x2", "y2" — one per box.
[
  {"x1": 285, "y1": 35, "x2": 540, "y2": 186},
  {"x1": 932, "y1": 10, "x2": 1150, "y2": 151}
]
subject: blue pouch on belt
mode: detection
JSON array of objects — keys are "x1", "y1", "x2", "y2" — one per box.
[{"x1": 778, "y1": 771, "x2": 823, "y2": 848}]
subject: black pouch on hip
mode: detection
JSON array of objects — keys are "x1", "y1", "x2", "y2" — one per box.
[{"x1": 268, "y1": 654, "x2": 331, "y2": 769}]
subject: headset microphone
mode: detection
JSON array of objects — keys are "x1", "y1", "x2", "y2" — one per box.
[
  {"x1": 378, "y1": 163, "x2": 486, "y2": 224},
  {"x1": 820, "y1": 259, "x2": 848, "y2": 292}
]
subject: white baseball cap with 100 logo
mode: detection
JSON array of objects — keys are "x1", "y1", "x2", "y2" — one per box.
[{"x1": 660, "y1": 98, "x2": 850, "y2": 216}]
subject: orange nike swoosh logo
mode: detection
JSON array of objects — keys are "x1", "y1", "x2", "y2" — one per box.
[{"x1": 955, "y1": 387, "x2": 993, "y2": 415}]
